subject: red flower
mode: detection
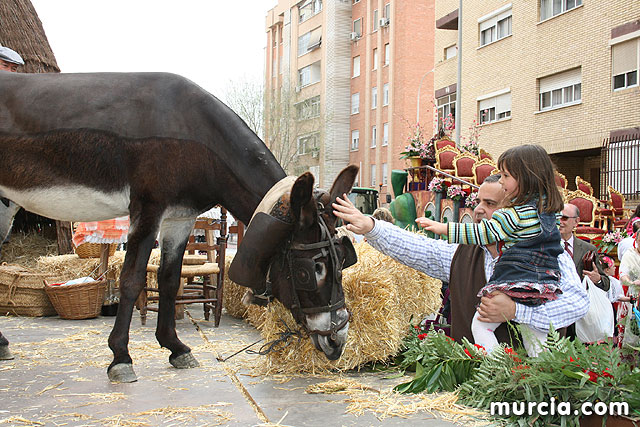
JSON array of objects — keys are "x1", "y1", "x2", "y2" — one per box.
[
  {"x1": 473, "y1": 344, "x2": 486, "y2": 353},
  {"x1": 583, "y1": 369, "x2": 599, "y2": 382},
  {"x1": 417, "y1": 333, "x2": 427, "y2": 340},
  {"x1": 464, "y1": 348, "x2": 473, "y2": 358},
  {"x1": 601, "y1": 369, "x2": 614, "y2": 379},
  {"x1": 504, "y1": 347, "x2": 515, "y2": 355}
]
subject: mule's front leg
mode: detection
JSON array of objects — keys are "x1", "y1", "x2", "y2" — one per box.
[
  {"x1": 0, "y1": 331, "x2": 13, "y2": 360},
  {"x1": 155, "y1": 217, "x2": 199, "y2": 369},
  {"x1": 107, "y1": 212, "x2": 159, "y2": 383}
]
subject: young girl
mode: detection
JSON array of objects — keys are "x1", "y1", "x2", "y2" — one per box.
[{"x1": 418, "y1": 144, "x2": 565, "y2": 356}]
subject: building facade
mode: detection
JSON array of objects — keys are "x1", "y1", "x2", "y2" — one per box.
[
  {"x1": 265, "y1": 0, "x2": 435, "y2": 201},
  {"x1": 434, "y1": 1, "x2": 640, "y2": 200}
]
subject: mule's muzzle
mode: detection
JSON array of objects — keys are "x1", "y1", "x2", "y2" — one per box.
[{"x1": 307, "y1": 308, "x2": 349, "y2": 360}]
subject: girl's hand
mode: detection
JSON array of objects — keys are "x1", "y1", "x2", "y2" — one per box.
[
  {"x1": 416, "y1": 217, "x2": 447, "y2": 235},
  {"x1": 332, "y1": 194, "x2": 375, "y2": 235}
]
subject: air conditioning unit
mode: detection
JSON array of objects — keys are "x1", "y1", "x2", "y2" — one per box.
[
  {"x1": 295, "y1": 86, "x2": 301, "y2": 93},
  {"x1": 379, "y1": 18, "x2": 389, "y2": 27},
  {"x1": 349, "y1": 32, "x2": 359, "y2": 41}
]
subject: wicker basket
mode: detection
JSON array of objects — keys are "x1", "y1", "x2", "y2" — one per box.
[
  {"x1": 74, "y1": 243, "x2": 117, "y2": 259},
  {"x1": 0, "y1": 264, "x2": 61, "y2": 316},
  {"x1": 45, "y1": 280, "x2": 107, "y2": 319}
]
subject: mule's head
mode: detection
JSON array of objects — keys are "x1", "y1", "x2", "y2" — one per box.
[{"x1": 229, "y1": 165, "x2": 358, "y2": 360}]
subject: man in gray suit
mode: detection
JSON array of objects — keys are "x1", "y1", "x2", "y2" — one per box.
[{"x1": 559, "y1": 203, "x2": 610, "y2": 292}]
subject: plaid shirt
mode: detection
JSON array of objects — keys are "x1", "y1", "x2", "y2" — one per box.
[{"x1": 365, "y1": 219, "x2": 589, "y2": 332}]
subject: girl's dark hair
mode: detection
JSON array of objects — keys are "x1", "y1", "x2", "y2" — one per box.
[{"x1": 497, "y1": 144, "x2": 564, "y2": 213}]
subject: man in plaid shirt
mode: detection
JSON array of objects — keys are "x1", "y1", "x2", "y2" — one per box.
[{"x1": 333, "y1": 175, "x2": 588, "y2": 343}]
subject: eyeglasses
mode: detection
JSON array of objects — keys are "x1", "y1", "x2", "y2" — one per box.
[{"x1": 560, "y1": 215, "x2": 579, "y2": 221}]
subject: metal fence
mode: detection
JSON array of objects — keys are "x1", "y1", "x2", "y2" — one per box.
[{"x1": 601, "y1": 133, "x2": 640, "y2": 203}]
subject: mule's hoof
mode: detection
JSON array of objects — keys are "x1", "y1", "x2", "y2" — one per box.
[
  {"x1": 108, "y1": 363, "x2": 138, "y2": 383},
  {"x1": 170, "y1": 352, "x2": 199, "y2": 369},
  {"x1": 0, "y1": 345, "x2": 14, "y2": 360}
]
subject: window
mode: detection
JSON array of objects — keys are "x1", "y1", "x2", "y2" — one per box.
[
  {"x1": 612, "y1": 38, "x2": 639, "y2": 91},
  {"x1": 353, "y1": 0, "x2": 360, "y2": 3},
  {"x1": 382, "y1": 163, "x2": 388, "y2": 185},
  {"x1": 298, "y1": 27, "x2": 322, "y2": 56},
  {"x1": 384, "y1": 3, "x2": 390, "y2": 21},
  {"x1": 478, "y1": 91, "x2": 511, "y2": 124},
  {"x1": 382, "y1": 122, "x2": 389, "y2": 146},
  {"x1": 437, "y1": 93, "x2": 456, "y2": 131},
  {"x1": 373, "y1": 9, "x2": 379, "y2": 32},
  {"x1": 540, "y1": 0, "x2": 582, "y2": 21},
  {"x1": 351, "y1": 130, "x2": 360, "y2": 150},
  {"x1": 353, "y1": 56, "x2": 361, "y2": 78},
  {"x1": 371, "y1": 86, "x2": 377, "y2": 109},
  {"x1": 370, "y1": 164, "x2": 377, "y2": 187},
  {"x1": 295, "y1": 95, "x2": 321, "y2": 120},
  {"x1": 351, "y1": 93, "x2": 360, "y2": 114},
  {"x1": 384, "y1": 43, "x2": 390, "y2": 65},
  {"x1": 445, "y1": 44, "x2": 457, "y2": 60},
  {"x1": 373, "y1": 48, "x2": 378, "y2": 70},
  {"x1": 371, "y1": 125, "x2": 377, "y2": 148},
  {"x1": 299, "y1": 0, "x2": 322, "y2": 23},
  {"x1": 383, "y1": 83, "x2": 389, "y2": 106},
  {"x1": 353, "y1": 18, "x2": 362, "y2": 37},
  {"x1": 297, "y1": 132, "x2": 319, "y2": 155},
  {"x1": 538, "y1": 68, "x2": 581, "y2": 110},
  {"x1": 298, "y1": 61, "x2": 321, "y2": 87},
  {"x1": 479, "y1": 7, "x2": 512, "y2": 47}
]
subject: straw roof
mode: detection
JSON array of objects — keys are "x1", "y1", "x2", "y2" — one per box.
[{"x1": 0, "y1": 0, "x2": 60, "y2": 73}]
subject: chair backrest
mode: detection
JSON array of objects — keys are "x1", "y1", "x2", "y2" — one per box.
[
  {"x1": 575, "y1": 176, "x2": 593, "y2": 196},
  {"x1": 434, "y1": 137, "x2": 456, "y2": 151},
  {"x1": 435, "y1": 146, "x2": 460, "y2": 171},
  {"x1": 554, "y1": 171, "x2": 567, "y2": 189},
  {"x1": 472, "y1": 158, "x2": 498, "y2": 185},
  {"x1": 453, "y1": 152, "x2": 477, "y2": 180},
  {"x1": 608, "y1": 185, "x2": 625, "y2": 211},
  {"x1": 567, "y1": 190, "x2": 597, "y2": 227},
  {"x1": 188, "y1": 207, "x2": 228, "y2": 265},
  {"x1": 479, "y1": 148, "x2": 493, "y2": 161}
]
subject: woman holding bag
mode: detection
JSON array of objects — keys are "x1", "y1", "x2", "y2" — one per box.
[{"x1": 619, "y1": 230, "x2": 640, "y2": 348}]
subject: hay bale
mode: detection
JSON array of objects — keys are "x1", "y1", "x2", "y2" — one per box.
[
  {"x1": 222, "y1": 254, "x2": 249, "y2": 319},
  {"x1": 255, "y1": 242, "x2": 442, "y2": 374},
  {"x1": 0, "y1": 232, "x2": 58, "y2": 268}
]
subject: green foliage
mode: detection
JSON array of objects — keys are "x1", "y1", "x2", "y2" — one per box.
[{"x1": 394, "y1": 325, "x2": 640, "y2": 426}]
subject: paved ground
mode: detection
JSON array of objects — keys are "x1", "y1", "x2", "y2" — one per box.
[{"x1": 0, "y1": 308, "x2": 480, "y2": 426}]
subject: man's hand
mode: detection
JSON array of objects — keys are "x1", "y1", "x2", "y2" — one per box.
[
  {"x1": 582, "y1": 262, "x2": 601, "y2": 284},
  {"x1": 477, "y1": 291, "x2": 516, "y2": 323},
  {"x1": 332, "y1": 194, "x2": 375, "y2": 235},
  {"x1": 415, "y1": 217, "x2": 447, "y2": 235}
]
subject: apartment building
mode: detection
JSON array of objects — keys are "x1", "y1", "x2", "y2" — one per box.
[
  {"x1": 265, "y1": 0, "x2": 435, "y2": 200},
  {"x1": 434, "y1": 1, "x2": 640, "y2": 200}
]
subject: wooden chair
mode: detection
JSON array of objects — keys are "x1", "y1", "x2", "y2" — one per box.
[
  {"x1": 453, "y1": 152, "x2": 477, "y2": 186},
  {"x1": 434, "y1": 146, "x2": 459, "y2": 176},
  {"x1": 567, "y1": 190, "x2": 607, "y2": 239},
  {"x1": 554, "y1": 171, "x2": 568, "y2": 190},
  {"x1": 479, "y1": 148, "x2": 493, "y2": 161},
  {"x1": 472, "y1": 158, "x2": 498, "y2": 185},
  {"x1": 434, "y1": 136, "x2": 456, "y2": 151},
  {"x1": 575, "y1": 176, "x2": 593, "y2": 196},
  {"x1": 139, "y1": 210, "x2": 228, "y2": 326},
  {"x1": 576, "y1": 176, "x2": 614, "y2": 228},
  {"x1": 608, "y1": 185, "x2": 631, "y2": 228}
]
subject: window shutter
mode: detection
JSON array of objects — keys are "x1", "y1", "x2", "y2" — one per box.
[
  {"x1": 308, "y1": 29, "x2": 322, "y2": 50},
  {"x1": 612, "y1": 39, "x2": 638, "y2": 76},
  {"x1": 479, "y1": 18, "x2": 495, "y2": 32},
  {"x1": 539, "y1": 68, "x2": 581, "y2": 93},
  {"x1": 495, "y1": 92, "x2": 511, "y2": 114},
  {"x1": 479, "y1": 97, "x2": 496, "y2": 111}
]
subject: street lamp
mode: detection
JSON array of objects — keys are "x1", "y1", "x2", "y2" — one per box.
[{"x1": 416, "y1": 68, "x2": 435, "y2": 124}]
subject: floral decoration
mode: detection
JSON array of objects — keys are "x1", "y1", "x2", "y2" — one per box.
[
  {"x1": 399, "y1": 123, "x2": 435, "y2": 161},
  {"x1": 428, "y1": 177, "x2": 448, "y2": 193},
  {"x1": 465, "y1": 191, "x2": 479, "y2": 209},
  {"x1": 593, "y1": 230, "x2": 627, "y2": 254},
  {"x1": 447, "y1": 185, "x2": 465, "y2": 202}
]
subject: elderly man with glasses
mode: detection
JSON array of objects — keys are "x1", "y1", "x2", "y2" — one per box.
[{"x1": 559, "y1": 203, "x2": 610, "y2": 292}]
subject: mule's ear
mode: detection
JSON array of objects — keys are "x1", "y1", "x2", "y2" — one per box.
[
  {"x1": 290, "y1": 172, "x2": 316, "y2": 229},
  {"x1": 329, "y1": 165, "x2": 359, "y2": 204}
]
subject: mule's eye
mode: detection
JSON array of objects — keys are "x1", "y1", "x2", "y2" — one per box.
[{"x1": 315, "y1": 263, "x2": 323, "y2": 274}]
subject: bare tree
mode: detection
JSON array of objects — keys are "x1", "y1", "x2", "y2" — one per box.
[{"x1": 222, "y1": 75, "x2": 264, "y2": 139}]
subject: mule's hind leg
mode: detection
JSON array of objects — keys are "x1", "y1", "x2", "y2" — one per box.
[
  {"x1": 155, "y1": 216, "x2": 199, "y2": 369},
  {"x1": 0, "y1": 331, "x2": 13, "y2": 360},
  {"x1": 107, "y1": 208, "x2": 160, "y2": 383},
  {"x1": 0, "y1": 201, "x2": 21, "y2": 254}
]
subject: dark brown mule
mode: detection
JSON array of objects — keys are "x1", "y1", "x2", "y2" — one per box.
[{"x1": 0, "y1": 71, "x2": 358, "y2": 382}]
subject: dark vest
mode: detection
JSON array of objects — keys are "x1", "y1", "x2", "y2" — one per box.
[{"x1": 449, "y1": 245, "x2": 520, "y2": 345}]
